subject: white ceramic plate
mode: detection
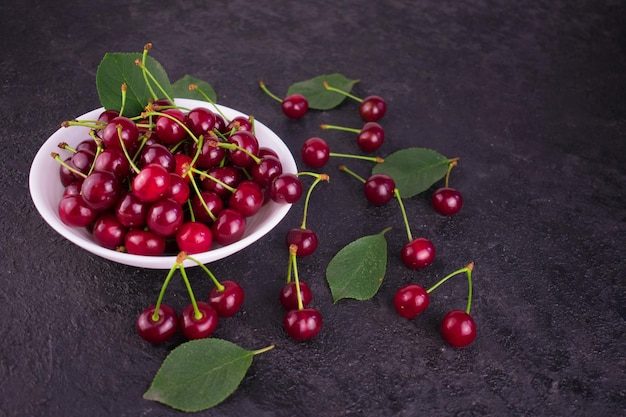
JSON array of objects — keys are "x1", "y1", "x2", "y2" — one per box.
[{"x1": 29, "y1": 98, "x2": 297, "y2": 269}]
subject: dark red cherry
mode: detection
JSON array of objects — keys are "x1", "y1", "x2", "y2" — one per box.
[
  {"x1": 281, "y1": 94, "x2": 309, "y2": 119},
  {"x1": 132, "y1": 163, "x2": 171, "y2": 203},
  {"x1": 190, "y1": 138, "x2": 226, "y2": 169},
  {"x1": 155, "y1": 108, "x2": 187, "y2": 145},
  {"x1": 286, "y1": 228, "x2": 318, "y2": 257},
  {"x1": 93, "y1": 148, "x2": 131, "y2": 181},
  {"x1": 124, "y1": 229, "x2": 166, "y2": 256},
  {"x1": 58, "y1": 195, "x2": 98, "y2": 227},
  {"x1": 140, "y1": 143, "x2": 176, "y2": 173},
  {"x1": 226, "y1": 115, "x2": 253, "y2": 133},
  {"x1": 364, "y1": 173, "x2": 395, "y2": 206},
  {"x1": 146, "y1": 197, "x2": 184, "y2": 238},
  {"x1": 279, "y1": 281, "x2": 312, "y2": 310},
  {"x1": 227, "y1": 130, "x2": 259, "y2": 168},
  {"x1": 269, "y1": 173, "x2": 303, "y2": 204},
  {"x1": 180, "y1": 302, "x2": 219, "y2": 340},
  {"x1": 115, "y1": 191, "x2": 149, "y2": 228},
  {"x1": 283, "y1": 308, "x2": 322, "y2": 341},
  {"x1": 441, "y1": 310, "x2": 476, "y2": 347},
  {"x1": 211, "y1": 208, "x2": 246, "y2": 246},
  {"x1": 166, "y1": 173, "x2": 190, "y2": 206},
  {"x1": 301, "y1": 137, "x2": 329, "y2": 168},
  {"x1": 359, "y1": 95, "x2": 386, "y2": 122},
  {"x1": 175, "y1": 221, "x2": 213, "y2": 254},
  {"x1": 394, "y1": 284, "x2": 430, "y2": 319},
  {"x1": 185, "y1": 107, "x2": 216, "y2": 137},
  {"x1": 80, "y1": 171, "x2": 121, "y2": 211},
  {"x1": 101, "y1": 116, "x2": 140, "y2": 153},
  {"x1": 357, "y1": 122, "x2": 385, "y2": 152},
  {"x1": 135, "y1": 304, "x2": 178, "y2": 344},
  {"x1": 208, "y1": 281, "x2": 245, "y2": 317},
  {"x1": 201, "y1": 166, "x2": 243, "y2": 197},
  {"x1": 229, "y1": 180, "x2": 264, "y2": 217},
  {"x1": 250, "y1": 155, "x2": 283, "y2": 187},
  {"x1": 190, "y1": 191, "x2": 223, "y2": 224},
  {"x1": 401, "y1": 238, "x2": 435, "y2": 270},
  {"x1": 432, "y1": 187, "x2": 463, "y2": 215},
  {"x1": 92, "y1": 212, "x2": 127, "y2": 250}
]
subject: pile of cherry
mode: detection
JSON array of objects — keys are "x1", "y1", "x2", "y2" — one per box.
[{"x1": 55, "y1": 99, "x2": 296, "y2": 256}]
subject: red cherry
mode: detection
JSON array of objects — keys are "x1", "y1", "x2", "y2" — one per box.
[
  {"x1": 132, "y1": 163, "x2": 171, "y2": 203},
  {"x1": 58, "y1": 195, "x2": 98, "y2": 227},
  {"x1": 146, "y1": 198, "x2": 184, "y2": 238},
  {"x1": 269, "y1": 173, "x2": 303, "y2": 204},
  {"x1": 92, "y1": 212, "x2": 127, "y2": 250},
  {"x1": 175, "y1": 221, "x2": 213, "y2": 254},
  {"x1": 124, "y1": 229, "x2": 166, "y2": 256},
  {"x1": 441, "y1": 310, "x2": 476, "y2": 347},
  {"x1": 279, "y1": 281, "x2": 312, "y2": 310},
  {"x1": 364, "y1": 173, "x2": 395, "y2": 206},
  {"x1": 211, "y1": 208, "x2": 246, "y2": 246},
  {"x1": 359, "y1": 95, "x2": 386, "y2": 122},
  {"x1": 208, "y1": 281, "x2": 245, "y2": 317},
  {"x1": 283, "y1": 308, "x2": 323, "y2": 341},
  {"x1": 286, "y1": 228, "x2": 318, "y2": 257},
  {"x1": 155, "y1": 108, "x2": 188, "y2": 145},
  {"x1": 135, "y1": 304, "x2": 179, "y2": 344},
  {"x1": 432, "y1": 187, "x2": 463, "y2": 215},
  {"x1": 301, "y1": 137, "x2": 329, "y2": 168},
  {"x1": 100, "y1": 116, "x2": 140, "y2": 152},
  {"x1": 401, "y1": 238, "x2": 435, "y2": 269},
  {"x1": 228, "y1": 180, "x2": 264, "y2": 217},
  {"x1": 393, "y1": 284, "x2": 430, "y2": 319},
  {"x1": 281, "y1": 94, "x2": 309, "y2": 119},
  {"x1": 185, "y1": 107, "x2": 216, "y2": 137},
  {"x1": 357, "y1": 122, "x2": 385, "y2": 152},
  {"x1": 180, "y1": 302, "x2": 219, "y2": 340},
  {"x1": 80, "y1": 171, "x2": 121, "y2": 211}
]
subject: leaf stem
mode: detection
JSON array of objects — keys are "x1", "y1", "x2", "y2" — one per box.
[
  {"x1": 393, "y1": 188, "x2": 413, "y2": 242},
  {"x1": 323, "y1": 81, "x2": 363, "y2": 103},
  {"x1": 258, "y1": 81, "x2": 283, "y2": 103},
  {"x1": 252, "y1": 344, "x2": 276, "y2": 355}
]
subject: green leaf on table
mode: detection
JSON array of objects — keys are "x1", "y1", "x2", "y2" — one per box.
[
  {"x1": 372, "y1": 147, "x2": 454, "y2": 198},
  {"x1": 326, "y1": 227, "x2": 391, "y2": 303},
  {"x1": 96, "y1": 52, "x2": 173, "y2": 117},
  {"x1": 172, "y1": 75, "x2": 218, "y2": 103},
  {"x1": 287, "y1": 73, "x2": 358, "y2": 110},
  {"x1": 143, "y1": 338, "x2": 273, "y2": 412}
]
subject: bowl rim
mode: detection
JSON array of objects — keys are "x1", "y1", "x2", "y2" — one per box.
[{"x1": 29, "y1": 98, "x2": 297, "y2": 269}]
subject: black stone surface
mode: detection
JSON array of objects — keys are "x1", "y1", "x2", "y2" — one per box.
[{"x1": 2, "y1": 1, "x2": 625, "y2": 416}]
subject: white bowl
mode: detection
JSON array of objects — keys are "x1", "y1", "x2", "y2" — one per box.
[{"x1": 29, "y1": 98, "x2": 297, "y2": 269}]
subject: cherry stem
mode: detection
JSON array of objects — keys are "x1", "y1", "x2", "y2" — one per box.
[
  {"x1": 426, "y1": 262, "x2": 475, "y2": 314},
  {"x1": 184, "y1": 166, "x2": 218, "y2": 222},
  {"x1": 119, "y1": 82, "x2": 128, "y2": 118},
  {"x1": 51, "y1": 153, "x2": 87, "y2": 179},
  {"x1": 258, "y1": 81, "x2": 283, "y2": 103},
  {"x1": 320, "y1": 124, "x2": 360, "y2": 134},
  {"x1": 393, "y1": 188, "x2": 413, "y2": 242},
  {"x1": 289, "y1": 244, "x2": 304, "y2": 310},
  {"x1": 299, "y1": 173, "x2": 329, "y2": 229},
  {"x1": 185, "y1": 255, "x2": 225, "y2": 292},
  {"x1": 207, "y1": 139, "x2": 262, "y2": 165},
  {"x1": 330, "y1": 152, "x2": 384, "y2": 163},
  {"x1": 140, "y1": 43, "x2": 159, "y2": 101},
  {"x1": 177, "y1": 252, "x2": 203, "y2": 320},
  {"x1": 151, "y1": 260, "x2": 180, "y2": 322},
  {"x1": 142, "y1": 110, "x2": 200, "y2": 144},
  {"x1": 117, "y1": 124, "x2": 140, "y2": 174},
  {"x1": 444, "y1": 159, "x2": 459, "y2": 188},
  {"x1": 323, "y1": 81, "x2": 363, "y2": 103},
  {"x1": 188, "y1": 84, "x2": 231, "y2": 123},
  {"x1": 338, "y1": 164, "x2": 366, "y2": 183},
  {"x1": 190, "y1": 166, "x2": 235, "y2": 193},
  {"x1": 252, "y1": 344, "x2": 276, "y2": 356},
  {"x1": 86, "y1": 140, "x2": 104, "y2": 176},
  {"x1": 61, "y1": 119, "x2": 106, "y2": 129}
]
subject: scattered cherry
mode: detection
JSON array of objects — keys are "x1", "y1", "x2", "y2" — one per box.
[
  {"x1": 175, "y1": 221, "x2": 213, "y2": 254},
  {"x1": 393, "y1": 284, "x2": 430, "y2": 319},
  {"x1": 323, "y1": 81, "x2": 386, "y2": 122},
  {"x1": 432, "y1": 187, "x2": 463, "y2": 215},
  {"x1": 180, "y1": 301, "x2": 219, "y2": 340},
  {"x1": 441, "y1": 310, "x2": 476, "y2": 347},
  {"x1": 208, "y1": 280, "x2": 245, "y2": 317},
  {"x1": 321, "y1": 122, "x2": 385, "y2": 152},
  {"x1": 259, "y1": 81, "x2": 309, "y2": 119},
  {"x1": 283, "y1": 308, "x2": 323, "y2": 341},
  {"x1": 279, "y1": 281, "x2": 312, "y2": 310},
  {"x1": 401, "y1": 237, "x2": 436, "y2": 270},
  {"x1": 269, "y1": 173, "x2": 303, "y2": 204},
  {"x1": 136, "y1": 304, "x2": 179, "y2": 344},
  {"x1": 286, "y1": 227, "x2": 318, "y2": 257}
]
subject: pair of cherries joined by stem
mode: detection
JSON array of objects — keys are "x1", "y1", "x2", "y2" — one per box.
[
  {"x1": 135, "y1": 251, "x2": 245, "y2": 344},
  {"x1": 394, "y1": 262, "x2": 476, "y2": 347}
]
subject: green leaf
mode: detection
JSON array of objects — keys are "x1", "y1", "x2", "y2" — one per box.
[
  {"x1": 287, "y1": 73, "x2": 358, "y2": 110},
  {"x1": 372, "y1": 147, "x2": 454, "y2": 198},
  {"x1": 326, "y1": 227, "x2": 391, "y2": 302},
  {"x1": 143, "y1": 338, "x2": 271, "y2": 412},
  {"x1": 96, "y1": 52, "x2": 173, "y2": 117},
  {"x1": 172, "y1": 75, "x2": 218, "y2": 103}
]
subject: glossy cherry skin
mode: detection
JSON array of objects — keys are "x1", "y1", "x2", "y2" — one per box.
[
  {"x1": 175, "y1": 221, "x2": 213, "y2": 254},
  {"x1": 441, "y1": 310, "x2": 476, "y2": 347},
  {"x1": 394, "y1": 284, "x2": 430, "y2": 319},
  {"x1": 301, "y1": 137, "x2": 330, "y2": 168},
  {"x1": 229, "y1": 180, "x2": 265, "y2": 217},
  {"x1": 69, "y1": 149, "x2": 95, "y2": 179},
  {"x1": 155, "y1": 108, "x2": 188, "y2": 145},
  {"x1": 166, "y1": 173, "x2": 191, "y2": 206},
  {"x1": 115, "y1": 191, "x2": 149, "y2": 228},
  {"x1": 185, "y1": 107, "x2": 216, "y2": 137},
  {"x1": 401, "y1": 238, "x2": 436, "y2": 269},
  {"x1": 364, "y1": 174, "x2": 395, "y2": 206},
  {"x1": 359, "y1": 95, "x2": 386, "y2": 122},
  {"x1": 173, "y1": 153, "x2": 194, "y2": 181},
  {"x1": 140, "y1": 143, "x2": 176, "y2": 173},
  {"x1": 227, "y1": 130, "x2": 259, "y2": 167},
  {"x1": 100, "y1": 116, "x2": 140, "y2": 152},
  {"x1": 93, "y1": 148, "x2": 131, "y2": 181},
  {"x1": 209, "y1": 281, "x2": 245, "y2": 317},
  {"x1": 190, "y1": 191, "x2": 223, "y2": 224},
  {"x1": 132, "y1": 163, "x2": 171, "y2": 203},
  {"x1": 180, "y1": 302, "x2": 219, "y2": 340},
  {"x1": 281, "y1": 94, "x2": 308, "y2": 119},
  {"x1": 124, "y1": 229, "x2": 166, "y2": 256},
  {"x1": 286, "y1": 228, "x2": 318, "y2": 257},
  {"x1": 58, "y1": 195, "x2": 98, "y2": 227},
  {"x1": 250, "y1": 155, "x2": 283, "y2": 187},
  {"x1": 284, "y1": 308, "x2": 322, "y2": 341},
  {"x1": 432, "y1": 187, "x2": 463, "y2": 215},
  {"x1": 201, "y1": 166, "x2": 243, "y2": 198},
  {"x1": 190, "y1": 138, "x2": 225, "y2": 169},
  {"x1": 146, "y1": 198, "x2": 184, "y2": 238},
  {"x1": 269, "y1": 173, "x2": 303, "y2": 204},
  {"x1": 211, "y1": 208, "x2": 246, "y2": 246},
  {"x1": 92, "y1": 212, "x2": 127, "y2": 250},
  {"x1": 279, "y1": 281, "x2": 312, "y2": 310},
  {"x1": 357, "y1": 122, "x2": 385, "y2": 152},
  {"x1": 136, "y1": 304, "x2": 179, "y2": 344},
  {"x1": 80, "y1": 171, "x2": 121, "y2": 211},
  {"x1": 226, "y1": 116, "x2": 253, "y2": 133}
]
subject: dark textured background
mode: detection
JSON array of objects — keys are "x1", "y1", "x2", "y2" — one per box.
[{"x1": 1, "y1": 1, "x2": 625, "y2": 416}]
